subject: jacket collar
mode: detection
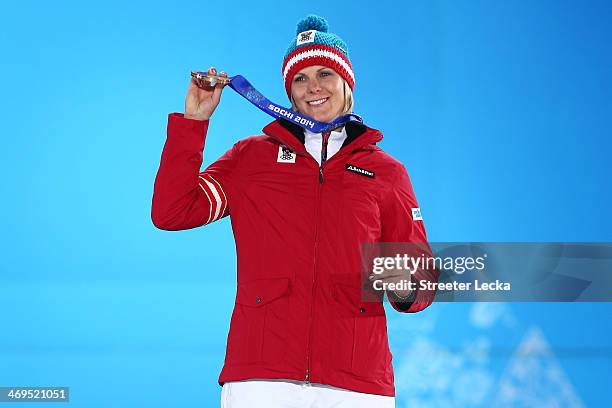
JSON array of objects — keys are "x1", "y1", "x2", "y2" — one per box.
[{"x1": 262, "y1": 118, "x2": 383, "y2": 156}]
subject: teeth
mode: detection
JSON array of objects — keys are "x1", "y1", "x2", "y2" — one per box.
[{"x1": 308, "y1": 98, "x2": 328, "y2": 105}]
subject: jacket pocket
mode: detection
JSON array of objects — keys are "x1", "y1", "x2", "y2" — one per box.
[
  {"x1": 236, "y1": 278, "x2": 290, "y2": 307},
  {"x1": 226, "y1": 278, "x2": 291, "y2": 365},
  {"x1": 333, "y1": 283, "x2": 391, "y2": 379},
  {"x1": 333, "y1": 282, "x2": 386, "y2": 317}
]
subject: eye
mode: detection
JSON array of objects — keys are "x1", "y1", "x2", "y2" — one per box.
[
  {"x1": 320, "y1": 71, "x2": 332, "y2": 78},
  {"x1": 294, "y1": 76, "x2": 305, "y2": 82}
]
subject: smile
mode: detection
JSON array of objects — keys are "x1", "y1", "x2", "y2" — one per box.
[{"x1": 307, "y1": 97, "x2": 329, "y2": 106}]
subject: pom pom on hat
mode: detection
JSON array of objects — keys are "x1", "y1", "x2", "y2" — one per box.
[
  {"x1": 296, "y1": 15, "x2": 329, "y2": 34},
  {"x1": 282, "y1": 15, "x2": 355, "y2": 99}
]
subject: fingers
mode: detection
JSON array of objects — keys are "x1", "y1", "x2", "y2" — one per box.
[
  {"x1": 369, "y1": 271, "x2": 410, "y2": 281},
  {"x1": 211, "y1": 69, "x2": 227, "y2": 105},
  {"x1": 188, "y1": 77, "x2": 202, "y2": 92},
  {"x1": 207, "y1": 67, "x2": 229, "y2": 86},
  {"x1": 218, "y1": 70, "x2": 228, "y2": 86},
  {"x1": 194, "y1": 66, "x2": 227, "y2": 90},
  {"x1": 186, "y1": 66, "x2": 227, "y2": 118},
  {"x1": 191, "y1": 66, "x2": 218, "y2": 91},
  {"x1": 195, "y1": 66, "x2": 216, "y2": 91}
]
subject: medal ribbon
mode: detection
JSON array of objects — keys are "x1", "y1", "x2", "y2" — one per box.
[{"x1": 224, "y1": 75, "x2": 363, "y2": 133}]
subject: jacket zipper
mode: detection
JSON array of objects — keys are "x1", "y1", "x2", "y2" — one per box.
[
  {"x1": 304, "y1": 130, "x2": 331, "y2": 384},
  {"x1": 267, "y1": 126, "x2": 380, "y2": 384}
]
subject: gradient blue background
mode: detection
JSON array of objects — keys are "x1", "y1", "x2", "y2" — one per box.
[{"x1": 1, "y1": 0, "x2": 611, "y2": 407}]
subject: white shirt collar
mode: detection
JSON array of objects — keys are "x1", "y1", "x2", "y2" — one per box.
[
  {"x1": 303, "y1": 127, "x2": 348, "y2": 166},
  {"x1": 303, "y1": 126, "x2": 347, "y2": 141}
]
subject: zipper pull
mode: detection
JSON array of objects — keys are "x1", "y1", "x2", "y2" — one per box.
[
  {"x1": 305, "y1": 368, "x2": 310, "y2": 384},
  {"x1": 320, "y1": 131, "x2": 330, "y2": 165},
  {"x1": 319, "y1": 167, "x2": 324, "y2": 184}
]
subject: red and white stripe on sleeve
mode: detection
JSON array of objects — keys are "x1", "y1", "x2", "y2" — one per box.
[{"x1": 197, "y1": 172, "x2": 229, "y2": 224}]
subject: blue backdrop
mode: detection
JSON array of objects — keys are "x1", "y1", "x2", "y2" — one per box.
[{"x1": 1, "y1": 1, "x2": 610, "y2": 407}]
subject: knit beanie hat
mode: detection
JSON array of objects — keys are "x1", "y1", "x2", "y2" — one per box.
[{"x1": 281, "y1": 15, "x2": 355, "y2": 99}]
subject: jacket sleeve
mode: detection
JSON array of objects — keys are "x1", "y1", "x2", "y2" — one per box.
[
  {"x1": 151, "y1": 113, "x2": 238, "y2": 231},
  {"x1": 380, "y1": 164, "x2": 439, "y2": 313}
]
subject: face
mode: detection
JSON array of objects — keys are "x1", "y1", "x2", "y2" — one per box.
[{"x1": 291, "y1": 65, "x2": 345, "y2": 123}]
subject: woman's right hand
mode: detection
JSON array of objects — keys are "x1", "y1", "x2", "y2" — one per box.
[{"x1": 184, "y1": 66, "x2": 228, "y2": 121}]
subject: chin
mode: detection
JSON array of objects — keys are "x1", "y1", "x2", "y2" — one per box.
[
  {"x1": 310, "y1": 111, "x2": 335, "y2": 123},
  {"x1": 313, "y1": 115, "x2": 332, "y2": 122},
  {"x1": 299, "y1": 106, "x2": 339, "y2": 123}
]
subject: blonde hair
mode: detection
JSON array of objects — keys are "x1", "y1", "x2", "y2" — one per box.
[{"x1": 290, "y1": 80, "x2": 354, "y2": 117}]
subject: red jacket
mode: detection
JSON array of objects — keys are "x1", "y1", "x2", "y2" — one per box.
[{"x1": 152, "y1": 113, "x2": 439, "y2": 397}]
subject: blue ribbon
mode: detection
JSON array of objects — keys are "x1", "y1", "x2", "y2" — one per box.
[{"x1": 225, "y1": 75, "x2": 363, "y2": 133}]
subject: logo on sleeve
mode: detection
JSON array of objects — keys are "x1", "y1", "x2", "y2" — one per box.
[
  {"x1": 277, "y1": 145, "x2": 296, "y2": 163},
  {"x1": 296, "y1": 30, "x2": 316, "y2": 45},
  {"x1": 412, "y1": 208, "x2": 423, "y2": 221},
  {"x1": 345, "y1": 164, "x2": 375, "y2": 178}
]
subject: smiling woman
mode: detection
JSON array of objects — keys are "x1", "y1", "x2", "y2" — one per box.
[
  {"x1": 289, "y1": 65, "x2": 354, "y2": 123},
  {"x1": 152, "y1": 13, "x2": 438, "y2": 408}
]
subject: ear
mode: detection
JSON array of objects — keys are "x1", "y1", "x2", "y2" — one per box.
[
  {"x1": 290, "y1": 94, "x2": 298, "y2": 111},
  {"x1": 342, "y1": 81, "x2": 349, "y2": 114}
]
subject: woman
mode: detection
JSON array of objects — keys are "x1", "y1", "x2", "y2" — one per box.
[{"x1": 152, "y1": 15, "x2": 438, "y2": 408}]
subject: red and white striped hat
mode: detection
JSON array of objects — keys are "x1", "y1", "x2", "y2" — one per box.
[{"x1": 282, "y1": 15, "x2": 355, "y2": 99}]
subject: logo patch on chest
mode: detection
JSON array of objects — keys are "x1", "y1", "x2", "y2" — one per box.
[
  {"x1": 345, "y1": 164, "x2": 375, "y2": 178},
  {"x1": 277, "y1": 145, "x2": 296, "y2": 163}
]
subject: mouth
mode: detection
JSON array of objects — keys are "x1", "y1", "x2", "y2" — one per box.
[{"x1": 307, "y1": 97, "x2": 329, "y2": 107}]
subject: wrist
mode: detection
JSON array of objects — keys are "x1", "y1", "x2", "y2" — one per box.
[
  {"x1": 184, "y1": 113, "x2": 209, "y2": 121},
  {"x1": 391, "y1": 289, "x2": 412, "y2": 300},
  {"x1": 389, "y1": 281, "x2": 417, "y2": 302}
]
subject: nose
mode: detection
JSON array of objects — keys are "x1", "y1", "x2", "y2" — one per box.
[{"x1": 307, "y1": 77, "x2": 321, "y2": 93}]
